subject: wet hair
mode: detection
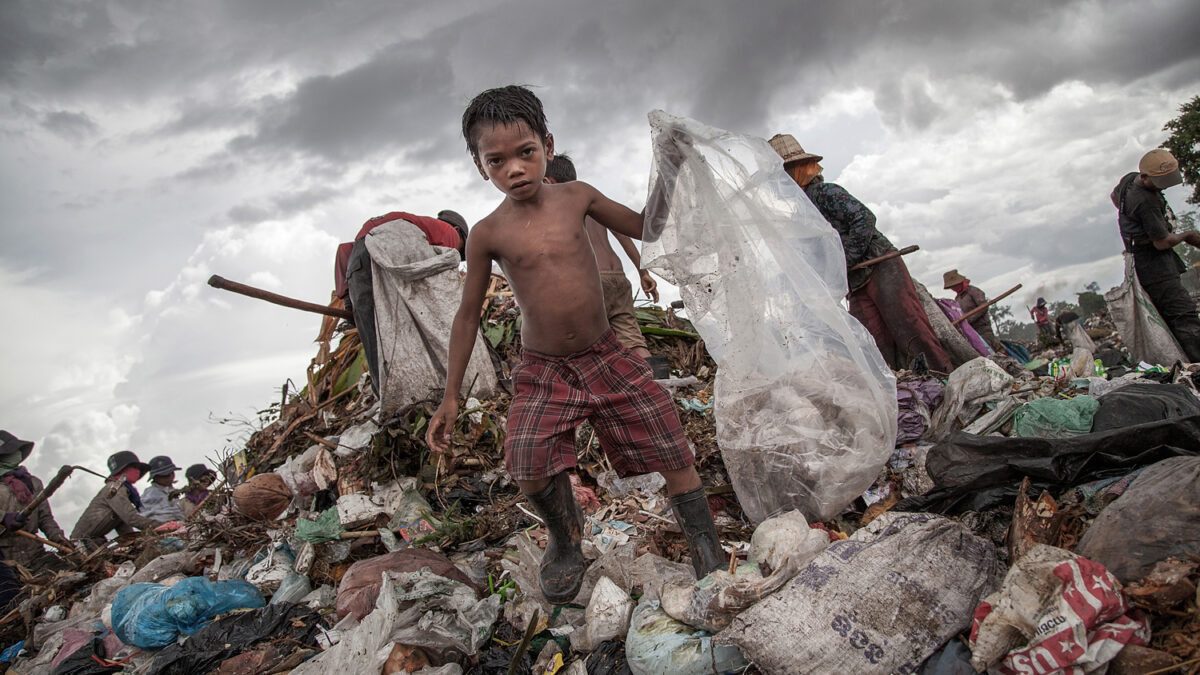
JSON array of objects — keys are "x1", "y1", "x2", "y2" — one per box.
[
  {"x1": 545, "y1": 153, "x2": 577, "y2": 183},
  {"x1": 462, "y1": 85, "x2": 549, "y2": 158}
]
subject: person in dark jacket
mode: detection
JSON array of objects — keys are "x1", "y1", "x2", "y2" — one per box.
[
  {"x1": 944, "y1": 269, "x2": 1001, "y2": 350},
  {"x1": 1112, "y1": 148, "x2": 1200, "y2": 361},
  {"x1": 71, "y1": 451, "x2": 164, "y2": 550},
  {"x1": 770, "y1": 133, "x2": 952, "y2": 372},
  {"x1": 0, "y1": 431, "x2": 71, "y2": 566}
]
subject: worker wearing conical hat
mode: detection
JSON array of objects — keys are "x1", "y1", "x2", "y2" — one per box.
[
  {"x1": 944, "y1": 269, "x2": 1001, "y2": 351},
  {"x1": 770, "y1": 133, "x2": 952, "y2": 372}
]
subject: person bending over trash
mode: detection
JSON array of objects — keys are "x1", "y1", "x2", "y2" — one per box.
[
  {"x1": 179, "y1": 463, "x2": 216, "y2": 518},
  {"x1": 770, "y1": 134, "x2": 953, "y2": 373},
  {"x1": 427, "y1": 85, "x2": 722, "y2": 604},
  {"x1": 0, "y1": 430, "x2": 72, "y2": 567},
  {"x1": 71, "y1": 451, "x2": 165, "y2": 550},
  {"x1": 333, "y1": 209, "x2": 469, "y2": 396},
  {"x1": 139, "y1": 455, "x2": 185, "y2": 522},
  {"x1": 544, "y1": 153, "x2": 670, "y2": 376},
  {"x1": 1111, "y1": 148, "x2": 1200, "y2": 361}
]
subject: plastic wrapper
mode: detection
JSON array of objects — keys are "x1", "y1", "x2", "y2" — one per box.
[
  {"x1": 625, "y1": 600, "x2": 747, "y2": 675},
  {"x1": 641, "y1": 110, "x2": 896, "y2": 523},
  {"x1": 569, "y1": 577, "x2": 634, "y2": 653},
  {"x1": 270, "y1": 573, "x2": 312, "y2": 605},
  {"x1": 968, "y1": 545, "x2": 1149, "y2": 674},
  {"x1": 386, "y1": 570, "x2": 502, "y2": 661},
  {"x1": 291, "y1": 575, "x2": 399, "y2": 675},
  {"x1": 111, "y1": 577, "x2": 265, "y2": 650},
  {"x1": 295, "y1": 507, "x2": 343, "y2": 543}
]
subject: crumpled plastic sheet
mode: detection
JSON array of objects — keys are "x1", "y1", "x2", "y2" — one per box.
[
  {"x1": 641, "y1": 110, "x2": 896, "y2": 523},
  {"x1": 625, "y1": 600, "x2": 747, "y2": 675},
  {"x1": 926, "y1": 357, "x2": 1013, "y2": 441},
  {"x1": 1012, "y1": 395, "x2": 1100, "y2": 438},
  {"x1": 295, "y1": 507, "x2": 345, "y2": 543},
  {"x1": 146, "y1": 603, "x2": 325, "y2": 675},
  {"x1": 968, "y1": 545, "x2": 1149, "y2": 674},
  {"x1": 897, "y1": 380, "x2": 944, "y2": 444},
  {"x1": 290, "y1": 575, "x2": 399, "y2": 675},
  {"x1": 387, "y1": 570, "x2": 502, "y2": 660},
  {"x1": 569, "y1": 576, "x2": 634, "y2": 653},
  {"x1": 111, "y1": 577, "x2": 265, "y2": 650}
]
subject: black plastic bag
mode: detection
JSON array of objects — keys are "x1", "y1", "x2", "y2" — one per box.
[
  {"x1": 893, "y1": 415, "x2": 1200, "y2": 514},
  {"x1": 50, "y1": 638, "x2": 122, "y2": 675},
  {"x1": 147, "y1": 603, "x2": 324, "y2": 675},
  {"x1": 1076, "y1": 456, "x2": 1200, "y2": 583},
  {"x1": 1091, "y1": 383, "x2": 1200, "y2": 432}
]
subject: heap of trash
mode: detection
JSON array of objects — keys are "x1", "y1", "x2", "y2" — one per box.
[{"x1": 2, "y1": 116, "x2": 1198, "y2": 675}]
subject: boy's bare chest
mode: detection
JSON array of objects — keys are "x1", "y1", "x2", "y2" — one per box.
[{"x1": 493, "y1": 220, "x2": 594, "y2": 270}]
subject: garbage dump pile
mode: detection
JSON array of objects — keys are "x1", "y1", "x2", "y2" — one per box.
[{"x1": 1, "y1": 276, "x2": 1197, "y2": 675}]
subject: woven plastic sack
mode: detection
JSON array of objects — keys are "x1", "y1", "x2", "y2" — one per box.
[
  {"x1": 1012, "y1": 395, "x2": 1100, "y2": 438},
  {"x1": 1105, "y1": 253, "x2": 1186, "y2": 366},
  {"x1": 641, "y1": 110, "x2": 896, "y2": 523}
]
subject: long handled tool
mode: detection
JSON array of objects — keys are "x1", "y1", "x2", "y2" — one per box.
[
  {"x1": 952, "y1": 284, "x2": 1023, "y2": 326},
  {"x1": 208, "y1": 274, "x2": 353, "y2": 321},
  {"x1": 0, "y1": 465, "x2": 74, "y2": 537},
  {"x1": 848, "y1": 245, "x2": 920, "y2": 271}
]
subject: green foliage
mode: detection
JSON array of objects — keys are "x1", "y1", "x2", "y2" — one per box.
[
  {"x1": 1163, "y1": 95, "x2": 1200, "y2": 205},
  {"x1": 1076, "y1": 291, "x2": 1107, "y2": 319}
]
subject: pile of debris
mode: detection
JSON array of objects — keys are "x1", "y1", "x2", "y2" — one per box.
[{"x1": 2, "y1": 280, "x2": 1198, "y2": 675}]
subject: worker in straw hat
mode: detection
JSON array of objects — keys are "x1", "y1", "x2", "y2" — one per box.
[
  {"x1": 1111, "y1": 148, "x2": 1200, "y2": 361},
  {"x1": 944, "y1": 269, "x2": 1001, "y2": 351},
  {"x1": 769, "y1": 133, "x2": 952, "y2": 372}
]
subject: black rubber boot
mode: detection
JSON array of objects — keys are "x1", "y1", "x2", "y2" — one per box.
[
  {"x1": 524, "y1": 472, "x2": 588, "y2": 604},
  {"x1": 669, "y1": 487, "x2": 725, "y2": 579}
]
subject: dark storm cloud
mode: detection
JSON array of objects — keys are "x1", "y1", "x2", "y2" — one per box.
[{"x1": 41, "y1": 109, "x2": 98, "y2": 141}]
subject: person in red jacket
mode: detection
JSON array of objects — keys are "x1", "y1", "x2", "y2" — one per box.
[{"x1": 333, "y1": 211, "x2": 469, "y2": 395}]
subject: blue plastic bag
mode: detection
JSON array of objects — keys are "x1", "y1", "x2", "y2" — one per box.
[{"x1": 112, "y1": 577, "x2": 265, "y2": 649}]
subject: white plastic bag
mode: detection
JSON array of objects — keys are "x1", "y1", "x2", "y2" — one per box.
[
  {"x1": 569, "y1": 576, "x2": 634, "y2": 652},
  {"x1": 642, "y1": 110, "x2": 897, "y2": 523}
]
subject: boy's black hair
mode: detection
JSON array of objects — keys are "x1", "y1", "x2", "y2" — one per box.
[
  {"x1": 461, "y1": 85, "x2": 550, "y2": 158},
  {"x1": 545, "y1": 153, "x2": 576, "y2": 183}
]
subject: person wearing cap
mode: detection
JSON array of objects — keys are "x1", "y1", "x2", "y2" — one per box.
[
  {"x1": 1111, "y1": 148, "x2": 1200, "y2": 361},
  {"x1": 70, "y1": 451, "x2": 165, "y2": 549},
  {"x1": 0, "y1": 431, "x2": 71, "y2": 566},
  {"x1": 944, "y1": 270, "x2": 1001, "y2": 351},
  {"x1": 178, "y1": 463, "x2": 217, "y2": 518},
  {"x1": 769, "y1": 134, "x2": 953, "y2": 372},
  {"x1": 1030, "y1": 298, "x2": 1053, "y2": 341},
  {"x1": 332, "y1": 210, "x2": 470, "y2": 395},
  {"x1": 138, "y1": 455, "x2": 185, "y2": 522}
]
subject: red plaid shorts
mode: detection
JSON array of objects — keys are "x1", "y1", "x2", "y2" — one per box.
[{"x1": 504, "y1": 328, "x2": 694, "y2": 481}]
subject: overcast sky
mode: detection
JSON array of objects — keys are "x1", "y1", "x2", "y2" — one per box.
[{"x1": 2, "y1": 0, "x2": 1198, "y2": 528}]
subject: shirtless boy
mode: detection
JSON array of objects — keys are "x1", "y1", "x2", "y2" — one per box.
[
  {"x1": 426, "y1": 85, "x2": 722, "y2": 603},
  {"x1": 545, "y1": 153, "x2": 658, "y2": 360}
]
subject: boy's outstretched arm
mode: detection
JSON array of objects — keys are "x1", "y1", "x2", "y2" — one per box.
[
  {"x1": 426, "y1": 231, "x2": 491, "y2": 453},
  {"x1": 613, "y1": 232, "x2": 659, "y2": 303}
]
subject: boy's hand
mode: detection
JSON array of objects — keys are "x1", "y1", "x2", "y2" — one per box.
[
  {"x1": 655, "y1": 127, "x2": 693, "y2": 170},
  {"x1": 426, "y1": 399, "x2": 459, "y2": 453},
  {"x1": 639, "y1": 270, "x2": 660, "y2": 303}
]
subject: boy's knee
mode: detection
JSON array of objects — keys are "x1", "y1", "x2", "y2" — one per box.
[{"x1": 517, "y1": 477, "x2": 552, "y2": 495}]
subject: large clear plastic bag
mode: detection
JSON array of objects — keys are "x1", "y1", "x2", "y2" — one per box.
[{"x1": 642, "y1": 111, "x2": 897, "y2": 523}]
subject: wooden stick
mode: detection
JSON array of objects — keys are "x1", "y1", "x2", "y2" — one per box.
[
  {"x1": 952, "y1": 284, "x2": 1023, "y2": 326},
  {"x1": 848, "y1": 245, "x2": 920, "y2": 271},
  {"x1": 14, "y1": 529, "x2": 72, "y2": 555},
  {"x1": 208, "y1": 274, "x2": 353, "y2": 320},
  {"x1": 0, "y1": 465, "x2": 74, "y2": 537}
]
